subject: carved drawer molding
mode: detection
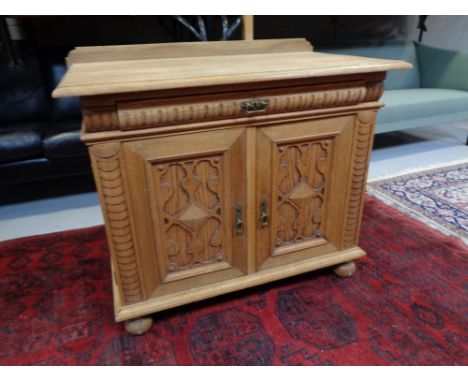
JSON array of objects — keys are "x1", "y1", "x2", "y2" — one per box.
[{"x1": 81, "y1": 82, "x2": 384, "y2": 133}]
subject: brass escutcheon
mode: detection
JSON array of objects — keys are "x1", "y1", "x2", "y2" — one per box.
[{"x1": 240, "y1": 99, "x2": 270, "y2": 114}]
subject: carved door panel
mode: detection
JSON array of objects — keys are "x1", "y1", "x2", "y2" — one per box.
[
  {"x1": 121, "y1": 127, "x2": 248, "y2": 297},
  {"x1": 256, "y1": 112, "x2": 376, "y2": 270}
]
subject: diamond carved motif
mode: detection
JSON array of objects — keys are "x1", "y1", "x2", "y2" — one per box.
[
  {"x1": 178, "y1": 203, "x2": 209, "y2": 231},
  {"x1": 275, "y1": 140, "x2": 331, "y2": 247},
  {"x1": 289, "y1": 181, "x2": 316, "y2": 208},
  {"x1": 156, "y1": 157, "x2": 224, "y2": 274}
]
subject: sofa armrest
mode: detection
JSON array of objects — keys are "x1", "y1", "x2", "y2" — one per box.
[{"x1": 417, "y1": 43, "x2": 468, "y2": 91}]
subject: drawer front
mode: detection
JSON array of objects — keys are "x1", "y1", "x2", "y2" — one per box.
[
  {"x1": 81, "y1": 79, "x2": 384, "y2": 134},
  {"x1": 116, "y1": 86, "x2": 368, "y2": 131}
]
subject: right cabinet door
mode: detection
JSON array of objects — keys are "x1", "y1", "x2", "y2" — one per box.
[{"x1": 255, "y1": 111, "x2": 376, "y2": 270}]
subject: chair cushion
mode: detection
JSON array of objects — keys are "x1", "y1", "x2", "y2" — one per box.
[
  {"x1": 378, "y1": 88, "x2": 468, "y2": 124},
  {"x1": 43, "y1": 120, "x2": 87, "y2": 159},
  {"x1": 318, "y1": 40, "x2": 421, "y2": 90},
  {"x1": 0, "y1": 123, "x2": 47, "y2": 163}
]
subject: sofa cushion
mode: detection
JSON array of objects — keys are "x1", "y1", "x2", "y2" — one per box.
[
  {"x1": 0, "y1": 50, "x2": 50, "y2": 126},
  {"x1": 319, "y1": 40, "x2": 420, "y2": 90},
  {"x1": 378, "y1": 88, "x2": 468, "y2": 125},
  {"x1": 43, "y1": 120, "x2": 87, "y2": 159},
  {"x1": 49, "y1": 64, "x2": 82, "y2": 122},
  {"x1": 0, "y1": 123, "x2": 47, "y2": 164},
  {"x1": 416, "y1": 43, "x2": 468, "y2": 92}
]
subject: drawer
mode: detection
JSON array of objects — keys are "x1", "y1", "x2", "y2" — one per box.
[
  {"x1": 81, "y1": 80, "x2": 384, "y2": 134},
  {"x1": 116, "y1": 85, "x2": 369, "y2": 131}
]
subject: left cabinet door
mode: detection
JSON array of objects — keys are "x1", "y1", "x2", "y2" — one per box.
[{"x1": 91, "y1": 127, "x2": 248, "y2": 303}]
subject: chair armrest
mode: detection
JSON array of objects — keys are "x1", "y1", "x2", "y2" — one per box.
[{"x1": 417, "y1": 43, "x2": 468, "y2": 91}]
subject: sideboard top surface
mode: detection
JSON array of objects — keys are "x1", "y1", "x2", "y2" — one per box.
[{"x1": 53, "y1": 50, "x2": 411, "y2": 98}]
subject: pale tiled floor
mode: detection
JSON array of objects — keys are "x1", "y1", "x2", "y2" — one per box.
[
  {"x1": 368, "y1": 122, "x2": 468, "y2": 180},
  {"x1": 0, "y1": 123, "x2": 467, "y2": 241}
]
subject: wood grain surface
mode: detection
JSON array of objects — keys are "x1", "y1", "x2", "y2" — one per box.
[
  {"x1": 53, "y1": 40, "x2": 410, "y2": 333},
  {"x1": 67, "y1": 38, "x2": 312, "y2": 66},
  {"x1": 54, "y1": 51, "x2": 410, "y2": 97}
]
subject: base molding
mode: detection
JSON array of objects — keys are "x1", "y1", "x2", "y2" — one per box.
[{"x1": 114, "y1": 246, "x2": 366, "y2": 322}]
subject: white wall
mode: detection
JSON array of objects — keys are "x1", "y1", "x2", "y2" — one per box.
[{"x1": 406, "y1": 16, "x2": 468, "y2": 52}]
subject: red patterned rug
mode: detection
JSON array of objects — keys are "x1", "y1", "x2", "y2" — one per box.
[{"x1": 0, "y1": 196, "x2": 467, "y2": 366}]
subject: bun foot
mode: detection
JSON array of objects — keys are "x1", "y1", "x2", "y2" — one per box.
[
  {"x1": 334, "y1": 261, "x2": 356, "y2": 277},
  {"x1": 124, "y1": 316, "x2": 153, "y2": 335}
]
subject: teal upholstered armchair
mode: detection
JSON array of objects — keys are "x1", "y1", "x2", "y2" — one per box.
[{"x1": 319, "y1": 41, "x2": 468, "y2": 140}]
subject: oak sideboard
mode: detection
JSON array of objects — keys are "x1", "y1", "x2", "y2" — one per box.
[{"x1": 53, "y1": 39, "x2": 410, "y2": 334}]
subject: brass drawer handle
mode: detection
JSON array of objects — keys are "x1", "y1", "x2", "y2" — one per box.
[
  {"x1": 240, "y1": 99, "x2": 270, "y2": 114},
  {"x1": 234, "y1": 202, "x2": 244, "y2": 235},
  {"x1": 260, "y1": 197, "x2": 269, "y2": 227}
]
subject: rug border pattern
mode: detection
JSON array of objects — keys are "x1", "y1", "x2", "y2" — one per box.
[{"x1": 367, "y1": 161, "x2": 468, "y2": 243}]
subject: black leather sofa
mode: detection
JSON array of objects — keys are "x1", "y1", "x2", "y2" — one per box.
[{"x1": 0, "y1": 48, "x2": 90, "y2": 186}]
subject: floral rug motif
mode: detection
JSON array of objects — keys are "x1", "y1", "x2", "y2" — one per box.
[{"x1": 367, "y1": 162, "x2": 468, "y2": 242}]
